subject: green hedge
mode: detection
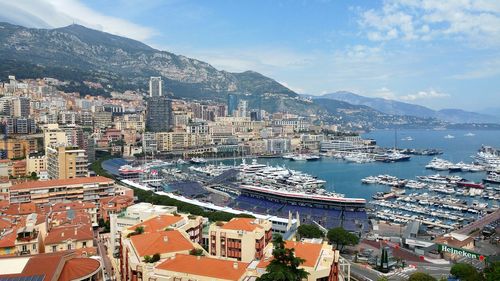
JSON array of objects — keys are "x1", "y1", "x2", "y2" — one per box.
[{"x1": 131, "y1": 185, "x2": 254, "y2": 222}]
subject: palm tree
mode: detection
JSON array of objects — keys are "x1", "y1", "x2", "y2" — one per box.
[{"x1": 257, "y1": 235, "x2": 309, "y2": 281}]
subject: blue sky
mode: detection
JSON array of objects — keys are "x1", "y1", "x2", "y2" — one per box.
[{"x1": 1, "y1": 0, "x2": 499, "y2": 111}]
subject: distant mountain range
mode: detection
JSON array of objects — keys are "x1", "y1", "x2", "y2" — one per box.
[
  {"x1": 0, "y1": 22, "x2": 493, "y2": 129},
  {"x1": 311, "y1": 91, "x2": 499, "y2": 124},
  {"x1": 0, "y1": 22, "x2": 301, "y2": 113}
]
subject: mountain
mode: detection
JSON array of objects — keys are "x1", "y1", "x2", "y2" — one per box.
[
  {"x1": 315, "y1": 91, "x2": 499, "y2": 124},
  {"x1": 435, "y1": 109, "x2": 499, "y2": 124},
  {"x1": 0, "y1": 22, "x2": 452, "y2": 128},
  {"x1": 0, "y1": 22, "x2": 295, "y2": 107}
]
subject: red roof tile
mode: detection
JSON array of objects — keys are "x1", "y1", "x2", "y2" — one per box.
[
  {"x1": 45, "y1": 224, "x2": 94, "y2": 245},
  {"x1": 10, "y1": 176, "x2": 113, "y2": 191},
  {"x1": 128, "y1": 215, "x2": 183, "y2": 233},
  {"x1": 221, "y1": 218, "x2": 262, "y2": 232},
  {"x1": 157, "y1": 254, "x2": 249, "y2": 281},
  {"x1": 58, "y1": 257, "x2": 101, "y2": 281},
  {"x1": 130, "y1": 230, "x2": 194, "y2": 257}
]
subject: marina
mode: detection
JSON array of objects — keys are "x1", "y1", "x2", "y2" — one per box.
[{"x1": 103, "y1": 129, "x2": 500, "y2": 237}]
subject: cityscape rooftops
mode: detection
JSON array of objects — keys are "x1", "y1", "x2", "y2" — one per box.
[
  {"x1": 156, "y1": 254, "x2": 249, "y2": 281},
  {"x1": 258, "y1": 241, "x2": 323, "y2": 268},
  {"x1": 10, "y1": 176, "x2": 114, "y2": 191},
  {"x1": 0, "y1": 251, "x2": 101, "y2": 281},
  {"x1": 45, "y1": 224, "x2": 93, "y2": 245},
  {"x1": 128, "y1": 214, "x2": 183, "y2": 233},
  {"x1": 220, "y1": 217, "x2": 264, "y2": 232},
  {"x1": 129, "y1": 230, "x2": 194, "y2": 257}
]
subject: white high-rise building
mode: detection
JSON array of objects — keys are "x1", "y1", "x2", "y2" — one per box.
[
  {"x1": 236, "y1": 100, "x2": 248, "y2": 117},
  {"x1": 149, "y1": 76, "x2": 162, "y2": 97}
]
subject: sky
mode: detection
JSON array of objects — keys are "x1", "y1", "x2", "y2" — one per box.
[{"x1": 0, "y1": 0, "x2": 499, "y2": 111}]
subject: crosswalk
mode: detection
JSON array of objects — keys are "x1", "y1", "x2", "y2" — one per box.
[{"x1": 389, "y1": 269, "x2": 416, "y2": 280}]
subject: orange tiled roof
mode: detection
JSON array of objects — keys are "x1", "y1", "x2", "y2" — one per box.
[
  {"x1": 58, "y1": 257, "x2": 101, "y2": 281},
  {"x1": 45, "y1": 224, "x2": 94, "y2": 245},
  {"x1": 52, "y1": 201, "x2": 96, "y2": 212},
  {"x1": 128, "y1": 215, "x2": 183, "y2": 233},
  {"x1": 0, "y1": 251, "x2": 100, "y2": 281},
  {"x1": 3, "y1": 203, "x2": 37, "y2": 215},
  {"x1": 0, "y1": 218, "x2": 14, "y2": 231},
  {"x1": 157, "y1": 254, "x2": 249, "y2": 281},
  {"x1": 0, "y1": 251, "x2": 67, "y2": 280},
  {"x1": 10, "y1": 176, "x2": 113, "y2": 191},
  {"x1": 0, "y1": 229, "x2": 17, "y2": 248},
  {"x1": 130, "y1": 230, "x2": 194, "y2": 257},
  {"x1": 74, "y1": 247, "x2": 98, "y2": 257},
  {"x1": 258, "y1": 241, "x2": 323, "y2": 268},
  {"x1": 51, "y1": 210, "x2": 92, "y2": 226},
  {"x1": 99, "y1": 195, "x2": 133, "y2": 206},
  {"x1": 221, "y1": 218, "x2": 262, "y2": 232}
]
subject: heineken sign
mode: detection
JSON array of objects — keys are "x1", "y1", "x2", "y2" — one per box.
[{"x1": 438, "y1": 244, "x2": 487, "y2": 261}]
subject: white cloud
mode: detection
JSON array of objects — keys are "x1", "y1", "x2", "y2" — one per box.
[
  {"x1": 373, "y1": 87, "x2": 398, "y2": 100},
  {"x1": 358, "y1": 0, "x2": 500, "y2": 47},
  {"x1": 167, "y1": 46, "x2": 315, "y2": 73},
  {"x1": 0, "y1": 0, "x2": 156, "y2": 41},
  {"x1": 399, "y1": 89, "x2": 449, "y2": 101}
]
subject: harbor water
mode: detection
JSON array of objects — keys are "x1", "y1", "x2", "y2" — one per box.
[{"x1": 216, "y1": 129, "x2": 500, "y2": 201}]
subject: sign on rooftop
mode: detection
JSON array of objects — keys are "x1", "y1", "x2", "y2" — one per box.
[{"x1": 437, "y1": 244, "x2": 487, "y2": 262}]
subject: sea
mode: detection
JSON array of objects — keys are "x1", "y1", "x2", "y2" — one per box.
[{"x1": 216, "y1": 129, "x2": 500, "y2": 201}]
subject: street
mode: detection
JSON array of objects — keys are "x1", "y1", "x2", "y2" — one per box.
[{"x1": 95, "y1": 231, "x2": 115, "y2": 281}]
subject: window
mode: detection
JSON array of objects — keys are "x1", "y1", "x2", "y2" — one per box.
[
  {"x1": 52, "y1": 245, "x2": 57, "y2": 252},
  {"x1": 32, "y1": 244, "x2": 36, "y2": 250},
  {"x1": 67, "y1": 244, "x2": 72, "y2": 250},
  {"x1": 83, "y1": 241, "x2": 87, "y2": 247},
  {"x1": 21, "y1": 245, "x2": 27, "y2": 252}
]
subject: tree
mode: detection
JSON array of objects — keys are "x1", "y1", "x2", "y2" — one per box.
[
  {"x1": 327, "y1": 227, "x2": 359, "y2": 251},
  {"x1": 151, "y1": 253, "x2": 161, "y2": 263},
  {"x1": 189, "y1": 248, "x2": 204, "y2": 256},
  {"x1": 378, "y1": 247, "x2": 389, "y2": 273},
  {"x1": 377, "y1": 277, "x2": 389, "y2": 281},
  {"x1": 30, "y1": 172, "x2": 38, "y2": 180},
  {"x1": 257, "y1": 235, "x2": 309, "y2": 281},
  {"x1": 408, "y1": 272, "x2": 437, "y2": 281},
  {"x1": 484, "y1": 261, "x2": 500, "y2": 281},
  {"x1": 297, "y1": 224, "x2": 324, "y2": 239},
  {"x1": 450, "y1": 263, "x2": 483, "y2": 281},
  {"x1": 135, "y1": 226, "x2": 145, "y2": 234}
]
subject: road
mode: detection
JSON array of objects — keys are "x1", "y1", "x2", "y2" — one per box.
[
  {"x1": 350, "y1": 263, "x2": 382, "y2": 281},
  {"x1": 96, "y1": 232, "x2": 115, "y2": 280},
  {"x1": 455, "y1": 208, "x2": 500, "y2": 235}
]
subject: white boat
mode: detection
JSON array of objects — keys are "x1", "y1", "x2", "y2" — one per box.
[
  {"x1": 444, "y1": 134, "x2": 455, "y2": 139},
  {"x1": 464, "y1": 132, "x2": 475, "y2": 137},
  {"x1": 401, "y1": 136, "x2": 413, "y2": 141},
  {"x1": 176, "y1": 159, "x2": 187, "y2": 165},
  {"x1": 190, "y1": 157, "x2": 207, "y2": 164},
  {"x1": 291, "y1": 154, "x2": 308, "y2": 161}
]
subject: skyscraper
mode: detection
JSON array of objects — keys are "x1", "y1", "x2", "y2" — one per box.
[
  {"x1": 227, "y1": 94, "x2": 238, "y2": 116},
  {"x1": 146, "y1": 96, "x2": 172, "y2": 132},
  {"x1": 149, "y1": 76, "x2": 163, "y2": 97}
]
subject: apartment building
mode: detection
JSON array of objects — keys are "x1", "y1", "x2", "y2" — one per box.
[
  {"x1": 0, "y1": 213, "x2": 45, "y2": 256},
  {"x1": 46, "y1": 145, "x2": 88, "y2": 179},
  {"x1": 42, "y1": 123, "x2": 67, "y2": 147},
  {"x1": 8, "y1": 176, "x2": 115, "y2": 205},
  {"x1": 98, "y1": 195, "x2": 134, "y2": 222},
  {"x1": 152, "y1": 254, "x2": 251, "y2": 281},
  {"x1": 0, "y1": 251, "x2": 102, "y2": 280},
  {"x1": 120, "y1": 229, "x2": 204, "y2": 281},
  {"x1": 257, "y1": 240, "x2": 346, "y2": 281},
  {"x1": 109, "y1": 203, "x2": 178, "y2": 257},
  {"x1": 44, "y1": 223, "x2": 94, "y2": 253},
  {"x1": 26, "y1": 154, "x2": 47, "y2": 175},
  {"x1": 209, "y1": 217, "x2": 272, "y2": 262}
]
